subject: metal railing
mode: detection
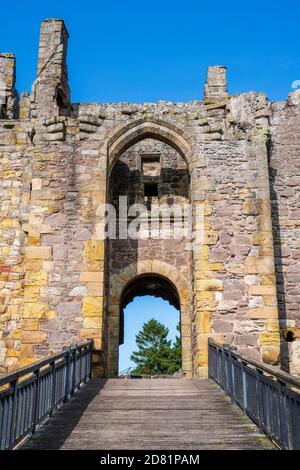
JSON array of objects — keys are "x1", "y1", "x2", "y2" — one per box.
[
  {"x1": 118, "y1": 367, "x2": 133, "y2": 377},
  {"x1": 0, "y1": 340, "x2": 93, "y2": 450},
  {"x1": 208, "y1": 339, "x2": 300, "y2": 450}
]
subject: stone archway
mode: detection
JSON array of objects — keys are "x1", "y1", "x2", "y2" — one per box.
[
  {"x1": 107, "y1": 117, "x2": 193, "y2": 175},
  {"x1": 106, "y1": 261, "x2": 193, "y2": 377},
  {"x1": 103, "y1": 118, "x2": 196, "y2": 377}
]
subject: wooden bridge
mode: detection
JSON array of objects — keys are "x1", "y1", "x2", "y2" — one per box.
[
  {"x1": 1, "y1": 341, "x2": 300, "y2": 450},
  {"x1": 22, "y1": 377, "x2": 273, "y2": 450}
]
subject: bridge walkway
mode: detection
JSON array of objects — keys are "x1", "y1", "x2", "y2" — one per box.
[{"x1": 22, "y1": 378, "x2": 274, "y2": 450}]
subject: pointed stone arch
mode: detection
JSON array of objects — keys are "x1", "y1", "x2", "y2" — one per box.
[
  {"x1": 107, "y1": 117, "x2": 193, "y2": 176},
  {"x1": 106, "y1": 260, "x2": 193, "y2": 377}
]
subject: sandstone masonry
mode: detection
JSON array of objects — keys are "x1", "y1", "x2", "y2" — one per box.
[{"x1": 0, "y1": 18, "x2": 299, "y2": 377}]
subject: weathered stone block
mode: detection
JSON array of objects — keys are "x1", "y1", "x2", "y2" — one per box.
[
  {"x1": 197, "y1": 261, "x2": 224, "y2": 272},
  {"x1": 259, "y1": 331, "x2": 280, "y2": 346},
  {"x1": 84, "y1": 240, "x2": 104, "y2": 261},
  {"x1": 196, "y1": 279, "x2": 223, "y2": 291},
  {"x1": 82, "y1": 297, "x2": 103, "y2": 317},
  {"x1": 261, "y1": 347, "x2": 280, "y2": 365},
  {"x1": 20, "y1": 344, "x2": 34, "y2": 357},
  {"x1": 196, "y1": 292, "x2": 217, "y2": 310},
  {"x1": 23, "y1": 286, "x2": 40, "y2": 302},
  {"x1": 80, "y1": 329, "x2": 102, "y2": 344},
  {"x1": 248, "y1": 285, "x2": 276, "y2": 296},
  {"x1": 22, "y1": 319, "x2": 39, "y2": 331},
  {"x1": 83, "y1": 317, "x2": 102, "y2": 329},
  {"x1": 22, "y1": 331, "x2": 47, "y2": 344},
  {"x1": 23, "y1": 303, "x2": 47, "y2": 319},
  {"x1": 247, "y1": 307, "x2": 278, "y2": 319},
  {"x1": 47, "y1": 310, "x2": 57, "y2": 320},
  {"x1": 80, "y1": 272, "x2": 103, "y2": 283},
  {"x1": 196, "y1": 312, "x2": 211, "y2": 334},
  {"x1": 25, "y1": 246, "x2": 52, "y2": 259},
  {"x1": 243, "y1": 199, "x2": 261, "y2": 216},
  {"x1": 87, "y1": 284, "x2": 103, "y2": 296},
  {"x1": 245, "y1": 257, "x2": 275, "y2": 275},
  {"x1": 24, "y1": 271, "x2": 48, "y2": 286}
]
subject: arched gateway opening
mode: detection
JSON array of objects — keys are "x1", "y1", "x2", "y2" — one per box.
[
  {"x1": 119, "y1": 274, "x2": 181, "y2": 374},
  {"x1": 107, "y1": 263, "x2": 193, "y2": 377},
  {"x1": 105, "y1": 119, "x2": 194, "y2": 378}
]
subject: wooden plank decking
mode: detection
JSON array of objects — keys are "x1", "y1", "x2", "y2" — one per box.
[{"x1": 22, "y1": 378, "x2": 275, "y2": 450}]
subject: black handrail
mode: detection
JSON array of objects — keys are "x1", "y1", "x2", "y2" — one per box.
[
  {"x1": 0, "y1": 340, "x2": 93, "y2": 450},
  {"x1": 208, "y1": 339, "x2": 300, "y2": 450},
  {"x1": 118, "y1": 367, "x2": 132, "y2": 377}
]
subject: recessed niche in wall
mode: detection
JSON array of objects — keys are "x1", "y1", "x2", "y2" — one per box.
[
  {"x1": 144, "y1": 182, "x2": 159, "y2": 197},
  {"x1": 141, "y1": 154, "x2": 161, "y2": 177},
  {"x1": 286, "y1": 330, "x2": 295, "y2": 342}
]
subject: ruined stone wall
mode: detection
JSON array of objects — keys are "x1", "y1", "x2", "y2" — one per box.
[
  {"x1": 0, "y1": 122, "x2": 29, "y2": 371},
  {"x1": 190, "y1": 92, "x2": 280, "y2": 375},
  {"x1": 0, "y1": 53, "x2": 18, "y2": 119},
  {"x1": 0, "y1": 17, "x2": 299, "y2": 377},
  {"x1": 270, "y1": 91, "x2": 300, "y2": 375}
]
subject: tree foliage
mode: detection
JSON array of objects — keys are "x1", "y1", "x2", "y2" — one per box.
[{"x1": 130, "y1": 319, "x2": 182, "y2": 375}]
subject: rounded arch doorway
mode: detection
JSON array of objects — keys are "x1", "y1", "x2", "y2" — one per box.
[
  {"x1": 106, "y1": 262, "x2": 193, "y2": 378},
  {"x1": 119, "y1": 274, "x2": 180, "y2": 375}
]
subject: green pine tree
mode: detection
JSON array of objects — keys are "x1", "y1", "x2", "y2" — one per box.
[{"x1": 130, "y1": 319, "x2": 182, "y2": 376}]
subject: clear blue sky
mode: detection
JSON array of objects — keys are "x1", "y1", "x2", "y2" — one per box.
[
  {"x1": 1, "y1": 0, "x2": 299, "y2": 103},
  {"x1": 119, "y1": 296, "x2": 179, "y2": 373}
]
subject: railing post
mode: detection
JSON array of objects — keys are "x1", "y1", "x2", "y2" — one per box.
[
  {"x1": 275, "y1": 379, "x2": 289, "y2": 449},
  {"x1": 241, "y1": 360, "x2": 247, "y2": 415},
  {"x1": 83, "y1": 345, "x2": 86, "y2": 381},
  {"x1": 223, "y1": 350, "x2": 228, "y2": 396},
  {"x1": 50, "y1": 360, "x2": 56, "y2": 416},
  {"x1": 84, "y1": 343, "x2": 91, "y2": 383},
  {"x1": 71, "y1": 347, "x2": 77, "y2": 395},
  {"x1": 255, "y1": 369, "x2": 264, "y2": 434},
  {"x1": 228, "y1": 348, "x2": 234, "y2": 403},
  {"x1": 208, "y1": 342, "x2": 212, "y2": 378},
  {"x1": 220, "y1": 347, "x2": 224, "y2": 389},
  {"x1": 89, "y1": 342, "x2": 93, "y2": 378},
  {"x1": 8, "y1": 379, "x2": 18, "y2": 449},
  {"x1": 32, "y1": 368, "x2": 41, "y2": 433},
  {"x1": 64, "y1": 347, "x2": 71, "y2": 402},
  {"x1": 209, "y1": 343, "x2": 213, "y2": 379},
  {"x1": 79, "y1": 346, "x2": 83, "y2": 387},
  {"x1": 221, "y1": 347, "x2": 227, "y2": 393}
]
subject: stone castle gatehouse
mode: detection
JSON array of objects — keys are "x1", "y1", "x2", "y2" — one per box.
[{"x1": 0, "y1": 19, "x2": 299, "y2": 377}]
